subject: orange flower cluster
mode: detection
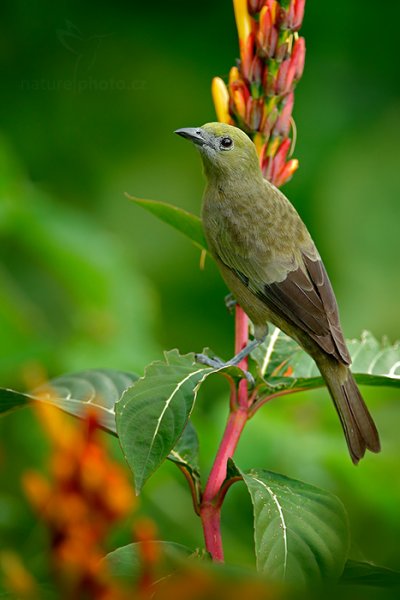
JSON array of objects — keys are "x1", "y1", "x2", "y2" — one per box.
[
  {"x1": 212, "y1": 0, "x2": 306, "y2": 186},
  {"x1": 23, "y1": 404, "x2": 135, "y2": 600}
]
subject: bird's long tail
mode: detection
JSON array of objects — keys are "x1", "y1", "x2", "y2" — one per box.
[{"x1": 317, "y1": 360, "x2": 380, "y2": 463}]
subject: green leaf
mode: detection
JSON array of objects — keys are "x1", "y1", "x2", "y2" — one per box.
[
  {"x1": 0, "y1": 369, "x2": 138, "y2": 435},
  {"x1": 340, "y1": 559, "x2": 400, "y2": 588},
  {"x1": 34, "y1": 369, "x2": 138, "y2": 434},
  {"x1": 116, "y1": 350, "x2": 209, "y2": 493},
  {"x1": 126, "y1": 194, "x2": 207, "y2": 251},
  {"x1": 115, "y1": 349, "x2": 244, "y2": 493},
  {"x1": 241, "y1": 467, "x2": 350, "y2": 584},
  {"x1": 252, "y1": 328, "x2": 400, "y2": 397},
  {"x1": 105, "y1": 541, "x2": 193, "y2": 584}
]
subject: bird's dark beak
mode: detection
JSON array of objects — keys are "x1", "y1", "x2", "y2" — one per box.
[{"x1": 174, "y1": 127, "x2": 206, "y2": 147}]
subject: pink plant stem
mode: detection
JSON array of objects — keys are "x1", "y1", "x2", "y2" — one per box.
[{"x1": 200, "y1": 304, "x2": 250, "y2": 561}]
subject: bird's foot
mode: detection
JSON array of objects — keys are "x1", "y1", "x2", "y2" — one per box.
[
  {"x1": 195, "y1": 351, "x2": 255, "y2": 387},
  {"x1": 224, "y1": 293, "x2": 237, "y2": 313}
]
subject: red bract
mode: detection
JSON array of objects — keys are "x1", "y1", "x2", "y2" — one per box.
[
  {"x1": 288, "y1": 0, "x2": 306, "y2": 31},
  {"x1": 274, "y1": 91, "x2": 294, "y2": 136}
]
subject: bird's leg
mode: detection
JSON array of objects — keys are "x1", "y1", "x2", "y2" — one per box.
[
  {"x1": 224, "y1": 293, "x2": 237, "y2": 314},
  {"x1": 225, "y1": 337, "x2": 263, "y2": 366}
]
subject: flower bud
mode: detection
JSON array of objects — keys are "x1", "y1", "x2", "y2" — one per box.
[
  {"x1": 261, "y1": 104, "x2": 278, "y2": 137},
  {"x1": 257, "y1": 6, "x2": 278, "y2": 58},
  {"x1": 275, "y1": 57, "x2": 291, "y2": 94},
  {"x1": 246, "y1": 97, "x2": 263, "y2": 130},
  {"x1": 249, "y1": 54, "x2": 263, "y2": 87},
  {"x1": 292, "y1": 36, "x2": 306, "y2": 80},
  {"x1": 270, "y1": 137, "x2": 291, "y2": 182},
  {"x1": 230, "y1": 79, "x2": 250, "y2": 121},
  {"x1": 240, "y1": 32, "x2": 255, "y2": 80}
]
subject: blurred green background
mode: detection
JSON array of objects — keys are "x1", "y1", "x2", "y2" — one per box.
[{"x1": 0, "y1": 0, "x2": 399, "y2": 586}]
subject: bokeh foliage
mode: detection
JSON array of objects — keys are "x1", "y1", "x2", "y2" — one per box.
[{"x1": 0, "y1": 0, "x2": 399, "y2": 586}]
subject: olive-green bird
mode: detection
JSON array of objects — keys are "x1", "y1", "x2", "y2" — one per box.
[{"x1": 175, "y1": 122, "x2": 380, "y2": 464}]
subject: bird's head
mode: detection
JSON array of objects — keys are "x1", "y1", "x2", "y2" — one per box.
[{"x1": 175, "y1": 122, "x2": 261, "y2": 182}]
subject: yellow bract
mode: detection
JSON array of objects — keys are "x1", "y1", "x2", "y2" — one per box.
[
  {"x1": 233, "y1": 0, "x2": 252, "y2": 43},
  {"x1": 211, "y1": 77, "x2": 231, "y2": 124}
]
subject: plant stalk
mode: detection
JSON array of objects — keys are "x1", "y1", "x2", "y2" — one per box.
[{"x1": 199, "y1": 304, "x2": 250, "y2": 561}]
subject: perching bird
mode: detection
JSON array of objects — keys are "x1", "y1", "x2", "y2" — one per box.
[{"x1": 175, "y1": 122, "x2": 380, "y2": 464}]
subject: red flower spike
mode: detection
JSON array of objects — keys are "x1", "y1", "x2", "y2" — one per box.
[{"x1": 273, "y1": 91, "x2": 294, "y2": 136}]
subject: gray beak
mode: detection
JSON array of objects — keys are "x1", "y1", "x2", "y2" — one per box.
[{"x1": 174, "y1": 127, "x2": 206, "y2": 147}]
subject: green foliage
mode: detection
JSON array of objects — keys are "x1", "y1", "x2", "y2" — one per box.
[
  {"x1": 240, "y1": 467, "x2": 349, "y2": 583},
  {"x1": 115, "y1": 349, "x2": 244, "y2": 493},
  {"x1": 252, "y1": 328, "x2": 400, "y2": 400}
]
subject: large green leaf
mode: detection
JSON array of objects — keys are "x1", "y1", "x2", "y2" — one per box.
[
  {"x1": 340, "y1": 559, "x2": 400, "y2": 588},
  {"x1": 252, "y1": 328, "x2": 400, "y2": 397},
  {"x1": 126, "y1": 194, "x2": 207, "y2": 251},
  {"x1": 105, "y1": 541, "x2": 193, "y2": 584},
  {"x1": 241, "y1": 468, "x2": 350, "y2": 584},
  {"x1": 34, "y1": 369, "x2": 138, "y2": 433},
  {"x1": 115, "y1": 349, "x2": 244, "y2": 493},
  {"x1": 0, "y1": 369, "x2": 138, "y2": 434}
]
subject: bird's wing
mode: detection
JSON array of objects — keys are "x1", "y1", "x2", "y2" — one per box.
[{"x1": 215, "y1": 237, "x2": 351, "y2": 365}]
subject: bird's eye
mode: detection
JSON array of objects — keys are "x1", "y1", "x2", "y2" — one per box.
[{"x1": 220, "y1": 136, "x2": 233, "y2": 150}]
